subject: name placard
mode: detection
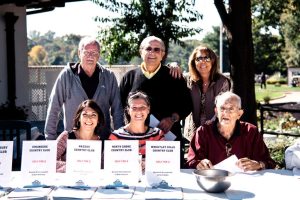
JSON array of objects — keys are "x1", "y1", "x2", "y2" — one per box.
[
  {"x1": 21, "y1": 140, "x2": 57, "y2": 186},
  {"x1": 145, "y1": 141, "x2": 180, "y2": 187},
  {"x1": 66, "y1": 139, "x2": 102, "y2": 185},
  {"x1": 104, "y1": 140, "x2": 139, "y2": 185},
  {"x1": 0, "y1": 141, "x2": 13, "y2": 186}
]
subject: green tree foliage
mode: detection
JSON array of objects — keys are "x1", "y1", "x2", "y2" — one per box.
[
  {"x1": 251, "y1": 0, "x2": 300, "y2": 74},
  {"x1": 201, "y1": 26, "x2": 230, "y2": 73},
  {"x1": 281, "y1": 1, "x2": 300, "y2": 67},
  {"x1": 92, "y1": 0, "x2": 202, "y2": 64},
  {"x1": 27, "y1": 31, "x2": 82, "y2": 65},
  {"x1": 165, "y1": 39, "x2": 201, "y2": 72}
]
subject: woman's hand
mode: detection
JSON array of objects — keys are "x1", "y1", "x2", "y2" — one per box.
[
  {"x1": 168, "y1": 62, "x2": 183, "y2": 79},
  {"x1": 196, "y1": 159, "x2": 213, "y2": 170},
  {"x1": 236, "y1": 157, "x2": 264, "y2": 171}
]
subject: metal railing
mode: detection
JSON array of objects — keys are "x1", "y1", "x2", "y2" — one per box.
[{"x1": 258, "y1": 102, "x2": 300, "y2": 137}]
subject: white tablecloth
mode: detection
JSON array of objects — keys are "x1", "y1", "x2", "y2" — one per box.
[{"x1": 1, "y1": 169, "x2": 300, "y2": 199}]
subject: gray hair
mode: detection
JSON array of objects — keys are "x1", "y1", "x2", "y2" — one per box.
[
  {"x1": 215, "y1": 91, "x2": 242, "y2": 109},
  {"x1": 139, "y1": 36, "x2": 165, "y2": 51},
  {"x1": 78, "y1": 36, "x2": 101, "y2": 52}
]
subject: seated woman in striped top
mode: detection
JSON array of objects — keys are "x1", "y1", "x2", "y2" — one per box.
[{"x1": 109, "y1": 91, "x2": 165, "y2": 169}]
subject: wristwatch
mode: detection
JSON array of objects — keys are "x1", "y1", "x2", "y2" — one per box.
[{"x1": 171, "y1": 114, "x2": 179, "y2": 123}]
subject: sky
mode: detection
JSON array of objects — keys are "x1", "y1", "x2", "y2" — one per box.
[{"x1": 26, "y1": 0, "x2": 221, "y2": 39}]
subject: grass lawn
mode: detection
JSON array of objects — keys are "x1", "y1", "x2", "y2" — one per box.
[{"x1": 255, "y1": 84, "x2": 300, "y2": 102}]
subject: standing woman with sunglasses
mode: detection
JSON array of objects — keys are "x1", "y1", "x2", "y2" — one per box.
[{"x1": 183, "y1": 45, "x2": 231, "y2": 141}]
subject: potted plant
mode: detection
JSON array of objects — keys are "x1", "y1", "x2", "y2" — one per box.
[{"x1": 0, "y1": 101, "x2": 28, "y2": 120}]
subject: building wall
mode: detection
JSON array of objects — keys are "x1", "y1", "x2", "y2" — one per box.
[
  {"x1": 0, "y1": 4, "x2": 29, "y2": 108},
  {"x1": 287, "y1": 67, "x2": 300, "y2": 86}
]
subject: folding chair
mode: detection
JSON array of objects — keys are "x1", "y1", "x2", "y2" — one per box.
[{"x1": 0, "y1": 120, "x2": 31, "y2": 170}]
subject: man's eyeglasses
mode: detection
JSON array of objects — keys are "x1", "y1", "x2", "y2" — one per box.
[
  {"x1": 195, "y1": 56, "x2": 211, "y2": 62},
  {"x1": 225, "y1": 143, "x2": 232, "y2": 157},
  {"x1": 144, "y1": 47, "x2": 163, "y2": 53},
  {"x1": 219, "y1": 106, "x2": 240, "y2": 113},
  {"x1": 82, "y1": 51, "x2": 99, "y2": 57}
]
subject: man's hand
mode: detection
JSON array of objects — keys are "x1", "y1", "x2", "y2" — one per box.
[
  {"x1": 196, "y1": 159, "x2": 213, "y2": 170},
  {"x1": 236, "y1": 157, "x2": 263, "y2": 171},
  {"x1": 168, "y1": 62, "x2": 183, "y2": 79},
  {"x1": 158, "y1": 117, "x2": 174, "y2": 133}
]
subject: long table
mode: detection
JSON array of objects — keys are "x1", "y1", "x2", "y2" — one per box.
[{"x1": 1, "y1": 169, "x2": 299, "y2": 199}]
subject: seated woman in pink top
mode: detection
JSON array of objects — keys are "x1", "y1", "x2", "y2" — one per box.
[
  {"x1": 187, "y1": 91, "x2": 276, "y2": 171},
  {"x1": 56, "y1": 100, "x2": 105, "y2": 172}
]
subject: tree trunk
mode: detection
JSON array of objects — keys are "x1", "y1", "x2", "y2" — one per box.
[{"x1": 215, "y1": 0, "x2": 257, "y2": 125}]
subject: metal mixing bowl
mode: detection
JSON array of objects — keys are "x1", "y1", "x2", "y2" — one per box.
[{"x1": 193, "y1": 169, "x2": 231, "y2": 193}]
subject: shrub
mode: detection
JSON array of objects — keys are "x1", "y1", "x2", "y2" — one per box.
[
  {"x1": 263, "y1": 96, "x2": 271, "y2": 104},
  {"x1": 266, "y1": 72, "x2": 287, "y2": 85},
  {"x1": 264, "y1": 136, "x2": 296, "y2": 169}
]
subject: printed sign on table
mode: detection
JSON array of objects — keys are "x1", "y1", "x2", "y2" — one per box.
[
  {"x1": 145, "y1": 141, "x2": 180, "y2": 187},
  {"x1": 21, "y1": 140, "x2": 57, "y2": 186},
  {"x1": 0, "y1": 141, "x2": 13, "y2": 186},
  {"x1": 104, "y1": 140, "x2": 139, "y2": 186},
  {"x1": 66, "y1": 139, "x2": 102, "y2": 186}
]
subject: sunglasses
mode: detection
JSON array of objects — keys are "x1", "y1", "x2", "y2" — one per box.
[
  {"x1": 144, "y1": 47, "x2": 163, "y2": 53},
  {"x1": 195, "y1": 56, "x2": 211, "y2": 62}
]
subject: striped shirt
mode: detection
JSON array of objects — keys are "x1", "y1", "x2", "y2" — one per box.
[{"x1": 109, "y1": 126, "x2": 165, "y2": 156}]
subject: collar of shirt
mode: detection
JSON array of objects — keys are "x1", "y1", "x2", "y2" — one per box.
[
  {"x1": 141, "y1": 62, "x2": 161, "y2": 79},
  {"x1": 213, "y1": 118, "x2": 241, "y2": 141}
]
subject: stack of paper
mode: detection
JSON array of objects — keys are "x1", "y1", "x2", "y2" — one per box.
[
  {"x1": 0, "y1": 187, "x2": 13, "y2": 198},
  {"x1": 144, "y1": 187, "x2": 183, "y2": 200},
  {"x1": 50, "y1": 186, "x2": 97, "y2": 200},
  {"x1": 7, "y1": 187, "x2": 53, "y2": 200},
  {"x1": 92, "y1": 187, "x2": 135, "y2": 199}
]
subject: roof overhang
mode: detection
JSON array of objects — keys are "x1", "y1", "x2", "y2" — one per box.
[{"x1": 0, "y1": 0, "x2": 85, "y2": 14}]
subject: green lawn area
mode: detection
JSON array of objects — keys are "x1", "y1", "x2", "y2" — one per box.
[{"x1": 255, "y1": 84, "x2": 300, "y2": 102}]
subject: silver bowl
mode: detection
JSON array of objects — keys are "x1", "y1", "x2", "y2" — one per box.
[{"x1": 193, "y1": 169, "x2": 231, "y2": 193}]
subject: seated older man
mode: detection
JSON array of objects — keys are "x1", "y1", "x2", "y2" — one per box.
[{"x1": 186, "y1": 91, "x2": 276, "y2": 171}]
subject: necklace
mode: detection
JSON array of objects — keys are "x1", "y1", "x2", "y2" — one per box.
[{"x1": 203, "y1": 82, "x2": 209, "y2": 86}]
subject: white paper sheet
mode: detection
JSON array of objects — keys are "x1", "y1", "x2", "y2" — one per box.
[
  {"x1": 7, "y1": 187, "x2": 53, "y2": 200},
  {"x1": 145, "y1": 141, "x2": 181, "y2": 187},
  {"x1": 21, "y1": 140, "x2": 57, "y2": 186},
  {"x1": 213, "y1": 155, "x2": 243, "y2": 173},
  {"x1": 0, "y1": 187, "x2": 12, "y2": 198},
  {"x1": 144, "y1": 187, "x2": 183, "y2": 200},
  {"x1": 0, "y1": 141, "x2": 13, "y2": 186},
  {"x1": 92, "y1": 186, "x2": 135, "y2": 199},
  {"x1": 50, "y1": 186, "x2": 97, "y2": 199},
  {"x1": 149, "y1": 115, "x2": 176, "y2": 141},
  {"x1": 65, "y1": 140, "x2": 102, "y2": 186},
  {"x1": 104, "y1": 140, "x2": 140, "y2": 185}
]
